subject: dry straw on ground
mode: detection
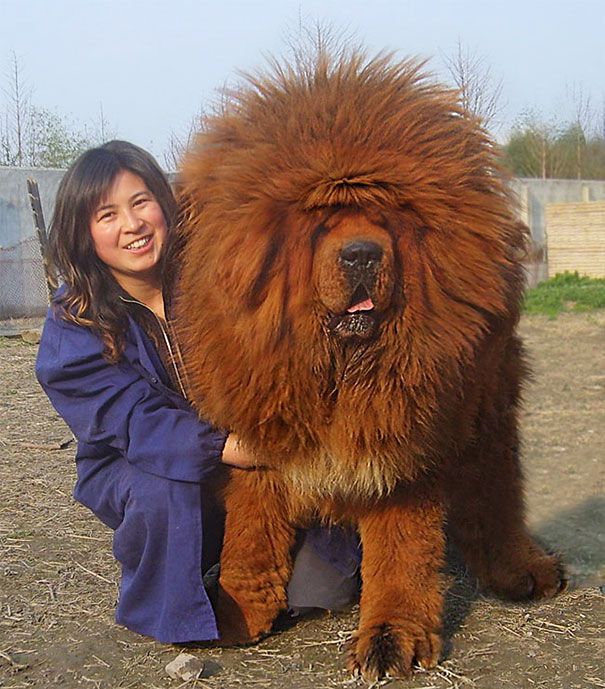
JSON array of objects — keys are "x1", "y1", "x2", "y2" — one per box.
[{"x1": 1, "y1": 312, "x2": 604, "y2": 688}]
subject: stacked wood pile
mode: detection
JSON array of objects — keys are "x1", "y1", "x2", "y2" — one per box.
[{"x1": 545, "y1": 201, "x2": 605, "y2": 278}]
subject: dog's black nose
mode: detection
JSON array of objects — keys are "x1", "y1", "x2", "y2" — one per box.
[{"x1": 339, "y1": 241, "x2": 383, "y2": 268}]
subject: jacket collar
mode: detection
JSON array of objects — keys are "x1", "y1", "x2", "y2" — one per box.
[{"x1": 117, "y1": 288, "x2": 189, "y2": 398}]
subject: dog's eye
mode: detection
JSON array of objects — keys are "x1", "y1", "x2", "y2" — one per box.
[{"x1": 311, "y1": 223, "x2": 330, "y2": 249}]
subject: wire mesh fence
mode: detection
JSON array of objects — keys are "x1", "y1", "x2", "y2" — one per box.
[{"x1": 0, "y1": 235, "x2": 49, "y2": 318}]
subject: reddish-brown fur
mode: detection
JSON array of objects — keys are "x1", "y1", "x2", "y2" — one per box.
[{"x1": 176, "y1": 49, "x2": 564, "y2": 680}]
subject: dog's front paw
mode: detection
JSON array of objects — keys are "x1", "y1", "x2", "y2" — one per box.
[
  {"x1": 214, "y1": 582, "x2": 285, "y2": 646},
  {"x1": 214, "y1": 585, "x2": 256, "y2": 646},
  {"x1": 346, "y1": 621, "x2": 441, "y2": 681}
]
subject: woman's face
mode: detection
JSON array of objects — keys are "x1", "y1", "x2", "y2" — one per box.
[{"x1": 89, "y1": 169, "x2": 168, "y2": 289}]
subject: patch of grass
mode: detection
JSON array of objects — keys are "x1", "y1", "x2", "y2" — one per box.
[
  {"x1": 5, "y1": 529, "x2": 34, "y2": 539},
  {"x1": 523, "y1": 272, "x2": 605, "y2": 317}
]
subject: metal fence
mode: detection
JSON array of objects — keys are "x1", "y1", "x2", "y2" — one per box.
[
  {"x1": 1, "y1": 167, "x2": 63, "y2": 319},
  {"x1": 0, "y1": 235, "x2": 49, "y2": 319}
]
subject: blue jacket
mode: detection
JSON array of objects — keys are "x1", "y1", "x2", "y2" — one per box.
[{"x1": 36, "y1": 305, "x2": 228, "y2": 642}]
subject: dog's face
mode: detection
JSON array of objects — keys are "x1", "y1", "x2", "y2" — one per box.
[{"x1": 312, "y1": 212, "x2": 396, "y2": 342}]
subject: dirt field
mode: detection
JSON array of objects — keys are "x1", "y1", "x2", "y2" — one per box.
[{"x1": 1, "y1": 312, "x2": 603, "y2": 689}]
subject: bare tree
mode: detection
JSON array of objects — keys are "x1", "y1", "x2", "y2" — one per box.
[
  {"x1": 527, "y1": 121, "x2": 567, "y2": 179},
  {"x1": 0, "y1": 111, "x2": 10, "y2": 164},
  {"x1": 1, "y1": 51, "x2": 31, "y2": 165},
  {"x1": 95, "y1": 102, "x2": 110, "y2": 142},
  {"x1": 567, "y1": 83, "x2": 594, "y2": 179},
  {"x1": 82, "y1": 103, "x2": 117, "y2": 147},
  {"x1": 163, "y1": 106, "x2": 205, "y2": 171},
  {"x1": 442, "y1": 40, "x2": 504, "y2": 131}
]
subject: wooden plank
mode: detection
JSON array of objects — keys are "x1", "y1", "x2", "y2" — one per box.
[{"x1": 27, "y1": 177, "x2": 59, "y2": 301}]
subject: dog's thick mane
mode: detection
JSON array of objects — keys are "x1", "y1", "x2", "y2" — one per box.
[{"x1": 177, "y1": 48, "x2": 526, "y2": 497}]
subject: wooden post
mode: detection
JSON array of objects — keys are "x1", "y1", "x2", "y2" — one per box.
[{"x1": 27, "y1": 177, "x2": 58, "y2": 302}]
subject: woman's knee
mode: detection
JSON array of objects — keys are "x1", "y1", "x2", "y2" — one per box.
[{"x1": 112, "y1": 470, "x2": 172, "y2": 569}]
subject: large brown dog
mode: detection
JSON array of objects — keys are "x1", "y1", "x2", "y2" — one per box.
[{"x1": 176, "y1": 49, "x2": 564, "y2": 680}]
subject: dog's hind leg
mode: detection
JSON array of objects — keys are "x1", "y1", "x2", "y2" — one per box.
[
  {"x1": 446, "y1": 334, "x2": 566, "y2": 601},
  {"x1": 216, "y1": 468, "x2": 296, "y2": 645},
  {"x1": 347, "y1": 479, "x2": 446, "y2": 681}
]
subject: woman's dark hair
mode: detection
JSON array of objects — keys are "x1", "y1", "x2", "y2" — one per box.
[{"x1": 50, "y1": 140, "x2": 178, "y2": 362}]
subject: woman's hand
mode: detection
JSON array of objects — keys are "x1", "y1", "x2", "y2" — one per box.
[{"x1": 221, "y1": 434, "x2": 259, "y2": 469}]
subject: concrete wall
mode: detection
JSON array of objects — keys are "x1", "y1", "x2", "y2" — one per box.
[{"x1": 1, "y1": 169, "x2": 604, "y2": 318}]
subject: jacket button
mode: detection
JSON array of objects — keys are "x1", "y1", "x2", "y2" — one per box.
[{"x1": 150, "y1": 377, "x2": 158, "y2": 384}]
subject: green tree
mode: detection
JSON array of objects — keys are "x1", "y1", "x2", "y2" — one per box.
[
  {"x1": 584, "y1": 134, "x2": 605, "y2": 179},
  {"x1": 26, "y1": 106, "x2": 90, "y2": 168},
  {"x1": 503, "y1": 111, "x2": 605, "y2": 180},
  {"x1": 503, "y1": 111, "x2": 566, "y2": 178}
]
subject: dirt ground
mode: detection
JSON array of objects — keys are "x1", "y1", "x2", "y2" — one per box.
[{"x1": 0, "y1": 312, "x2": 603, "y2": 689}]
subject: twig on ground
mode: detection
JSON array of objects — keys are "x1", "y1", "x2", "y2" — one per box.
[{"x1": 73, "y1": 560, "x2": 114, "y2": 585}]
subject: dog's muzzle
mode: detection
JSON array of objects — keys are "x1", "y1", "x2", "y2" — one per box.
[{"x1": 328, "y1": 240, "x2": 384, "y2": 341}]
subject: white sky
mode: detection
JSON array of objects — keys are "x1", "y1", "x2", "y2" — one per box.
[{"x1": 1, "y1": 0, "x2": 603, "y2": 164}]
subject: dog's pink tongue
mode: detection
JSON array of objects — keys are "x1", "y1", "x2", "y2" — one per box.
[{"x1": 347, "y1": 298, "x2": 374, "y2": 313}]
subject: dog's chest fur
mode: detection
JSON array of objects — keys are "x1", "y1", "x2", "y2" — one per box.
[{"x1": 279, "y1": 446, "x2": 410, "y2": 505}]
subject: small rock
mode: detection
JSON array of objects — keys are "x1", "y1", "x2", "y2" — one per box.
[
  {"x1": 165, "y1": 652, "x2": 205, "y2": 681},
  {"x1": 21, "y1": 329, "x2": 41, "y2": 344}
]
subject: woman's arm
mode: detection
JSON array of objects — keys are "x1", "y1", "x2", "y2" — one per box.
[{"x1": 36, "y1": 312, "x2": 227, "y2": 483}]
